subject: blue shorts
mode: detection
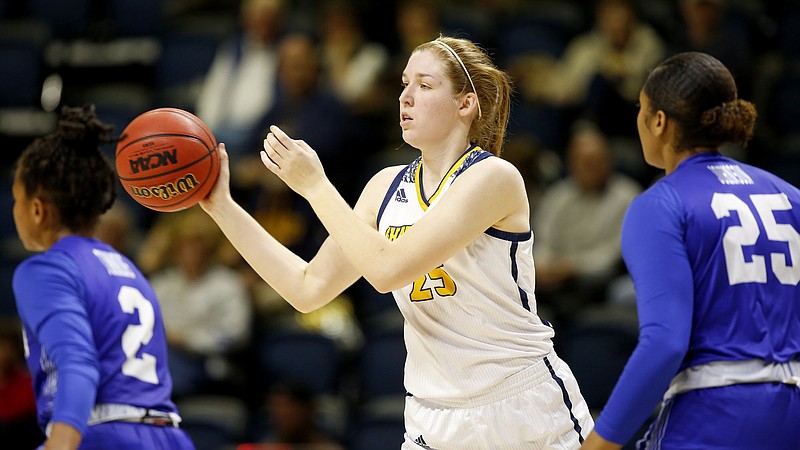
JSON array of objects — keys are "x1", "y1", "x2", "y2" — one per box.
[
  {"x1": 638, "y1": 383, "x2": 800, "y2": 449},
  {"x1": 78, "y1": 422, "x2": 195, "y2": 450}
]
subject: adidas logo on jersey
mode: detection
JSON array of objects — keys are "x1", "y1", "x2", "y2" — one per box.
[{"x1": 395, "y1": 188, "x2": 408, "y2": 203}]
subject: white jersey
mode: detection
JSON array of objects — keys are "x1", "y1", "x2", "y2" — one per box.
[{"x1": 377, "y1": 145, "x2": 555, "y2": 403}]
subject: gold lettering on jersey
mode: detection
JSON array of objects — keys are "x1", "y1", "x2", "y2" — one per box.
[
  {"x1": 385, "y1": 225, "x2": 458, "y2": 301},
  {"x1": 410, "y1": 265, "x2": 457, "y2": 302},
  {"x1": 385, "y1": 225, "x2": 411, "y2": 241}
]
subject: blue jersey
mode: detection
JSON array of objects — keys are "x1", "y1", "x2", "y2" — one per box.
[
  {"x1": 594, "y1": 152, "x2": 800, "y2": 446},
  {"x1": 661, "y1": 152, "x2": 800, "y2": 367},
  {"x1": 13, "y1": 236, "x2": 178, "y2": 435}
]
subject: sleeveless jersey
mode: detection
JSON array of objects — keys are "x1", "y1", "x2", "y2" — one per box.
[
  {"x1": 376, "y1": 145, "x2": 555, "y2": 402},
  {"x1": 13, "y1": 236, "x2": 178, "y2": 432},
  {"x1": 656, "y1": 152, "x2": 800, "y2": 368}
]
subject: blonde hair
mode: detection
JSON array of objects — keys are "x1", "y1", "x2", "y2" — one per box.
[{"x1": 414, "y1": 36, "x2": 512, "y2": 156}]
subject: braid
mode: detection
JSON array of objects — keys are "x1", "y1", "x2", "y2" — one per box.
[{"x1": 17, "y1": 105, "x2": 122, "y2": 232}]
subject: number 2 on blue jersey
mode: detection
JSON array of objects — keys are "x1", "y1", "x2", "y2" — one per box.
[{"x1": 118, "y1": 286, "x2": 160, "y2": 384}]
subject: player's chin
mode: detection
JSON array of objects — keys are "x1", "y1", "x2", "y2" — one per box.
[{"x1": 400, "y1": 129, "x2": 421, "y2": 148}]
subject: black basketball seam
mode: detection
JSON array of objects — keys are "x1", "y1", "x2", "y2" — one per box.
[
  {"x1": 162, "y1": 108, "x2": 217, "y2": 152},
  {"x1": 116, "y1": 133, "x2": 214, "y2": 157}
]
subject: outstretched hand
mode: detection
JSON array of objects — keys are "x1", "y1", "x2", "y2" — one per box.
[
  {"x1": 261, "y1": 125, "x2": 327, "y2": 199},
  {"x1": 199, "y1": 142, "x2": 233, "y2": 214}
]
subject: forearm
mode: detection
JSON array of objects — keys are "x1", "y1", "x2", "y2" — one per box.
[
  {"x1": 45, "y1": 423, "x2": 82, "y2": 450},
  {"x1": 205, "y1": 196, "x2": 336, "y2": 312},
  {"x1": 304, "y1": 178, "x2": 413, "y2": 292},
  {"x1": 580, "y1": 431, "x2": 622, "y2": 450}
]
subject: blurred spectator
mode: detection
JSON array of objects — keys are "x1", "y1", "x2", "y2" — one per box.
[
  {"x1": 319, "y1": 0, "x2": 390, "y2": 117},
  {"x1": 93, "y1": 202, "x2": 140, "y2": 258},
  {"x1": 502, "y1": 131, "x2": 563, "y2": 209},
  {"x1": 236, "y1": 32, "x2": 357, "y2": 251},
  {"x1": 0, "y1": 318, "x2": 42, "y2": 449},
  {"x1": 668, "y1": 0, "x2": 756, "y2": 98},
  {"x1": 517, "y1": 0, "x2": 664, "y2": 139},
  {"x1": 143, "y1": 208, "x2": 253, "y2": 398},
  {"x1": 195, "y1": 0, "x2": 287, "y2": 154},
  {"x1": 366, "y1": 0, "x2": 443, "y2": 148},
  {"x1": 532, "y1": 125, "x2": 641, "y2": 325},
  {"x1": 240, "y1": 31, "x2": 355, "y2": 173},
  {"x1": 394, "y1": 0, "x2": 443, "y2": 59}
]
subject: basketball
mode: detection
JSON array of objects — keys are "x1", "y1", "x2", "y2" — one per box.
[{"x1": 116, "y1": 108, "x2": 219, "y2": 212}]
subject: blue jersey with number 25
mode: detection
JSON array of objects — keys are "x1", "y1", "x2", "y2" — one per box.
[
  {"x1": 593, "y1": 152, "x2": 800, "y2": 445},
  {"x1": 647, "y1": 152, "x2": 800, "y2": 367}
]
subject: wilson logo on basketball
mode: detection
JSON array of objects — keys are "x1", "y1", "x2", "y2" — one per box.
[
  {"x1": 129, "y1": 148, "x2": 178, "y2": 174},
  {"x1": 129, "y1": 173, "x2": 200, "y2": 200}
]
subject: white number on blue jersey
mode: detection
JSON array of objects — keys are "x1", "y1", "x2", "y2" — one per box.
[
  {"x1": 712, "y1": 192, "x2": 800, "y2": 286},
  {"x1": 118, "y1": 286, "x2": 159, "y2": 384}
]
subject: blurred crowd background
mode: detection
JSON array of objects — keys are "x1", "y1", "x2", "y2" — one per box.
[{"x1": 1, "y1": 0, "x2": 799, "y2": 449}]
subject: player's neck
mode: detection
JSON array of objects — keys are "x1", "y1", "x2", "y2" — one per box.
[{"x1": 420, "y1": 140, "x2": 471, "y2": 182}]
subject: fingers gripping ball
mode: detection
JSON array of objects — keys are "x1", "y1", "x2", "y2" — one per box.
[{"x1": 116, "y1": 108, "x2": 219, "y2": 212}]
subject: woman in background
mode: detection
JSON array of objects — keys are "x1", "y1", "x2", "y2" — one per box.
[
  {"x1": 12, "y1": 105, "x2": 194, "y2": 450},
  {"x1": 581, "y1": 52, "x2": 800, "y2": 449}
]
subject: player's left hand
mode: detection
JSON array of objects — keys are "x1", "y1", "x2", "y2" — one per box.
[{"x1": 262, "y1": 125, "x2": 327, "y2": 198}]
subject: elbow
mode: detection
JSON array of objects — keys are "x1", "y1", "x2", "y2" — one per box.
[
  {"x1": 364, "y1": 266, "x2": 408, "y2": 294},
  {"x1": 294, "y1": 303, "x2": 320, "y2": 314},
  {"x1": 372, "y1": 282, "x2": 394, "y2": 295},
  {"x1": 290, "y1": 297, "x2": 327, "y2": 314},
  {"x1": 286, "y1": 287, "x2": 338, "y2": 314},
  {"x1": 366, "y1": 278, "x2": 395, "y2": 295},
  {"x1": 639, "y1": 324, "x2": 690, "y2": 369}
]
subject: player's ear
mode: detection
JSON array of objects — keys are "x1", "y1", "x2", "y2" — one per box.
[
  {"x1": 458, "y1": 93, "x2": 480, "y2": 119},
  {"x1": 652, "y1": 110, "x2": 668, "y2": 137},
  {"x1": 30, "y1": 197, "x2": 51, "y2": 227}
]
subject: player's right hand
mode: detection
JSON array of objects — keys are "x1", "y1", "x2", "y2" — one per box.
[{"x1": 199, "y1": 142, "x2": 232, "y2": 214}]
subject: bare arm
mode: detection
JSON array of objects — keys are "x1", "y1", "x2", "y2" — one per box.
[
  {"x1": 200, "y1": 144, "x2": 391, "y2": 312},
  {"x1": 44, "y1": 423, "x2": 82, "y2": 450},
  {"x1": 580, "y1": 431, "x2": 623, "y2": 450},
  {"x1": 262, "y1": 126, "x2": 530, "y2": 293}
]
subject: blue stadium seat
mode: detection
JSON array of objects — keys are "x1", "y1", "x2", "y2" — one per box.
[
  {"x1": 257, "y1": 330, "x2": 341, "y2": 396},
  {"x1": 0, "y1": 39, "x2": 43, "y2": 108},
  {"x1": 155, "y1": 32, "x2": 220, "y2": 111},
  {"x1": 26, "y1": 0, "x2": 92, "y2": 40},
  {"x1": 347, "y1": 417, "x2": 405, "y2": 450},
  {"x1": 359, "y1": 329, "x2": 406, "y2": 402},
  {"x1": 107, "y1": 0, "x2": 165, "y2": 38},
  {"x1": 765, "y1": 69, "x2": 800, "y2": 136},
  {"x1": 558, "y1": 308, "x2": 638, "y2": 412}
]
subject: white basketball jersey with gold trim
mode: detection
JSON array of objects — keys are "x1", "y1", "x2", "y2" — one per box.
[{"x1": 376, "y1": 145, "x2": 555, "y2": 402}]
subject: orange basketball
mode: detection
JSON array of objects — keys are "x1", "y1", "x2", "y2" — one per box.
[{"x1": 116, "y1": 108, "x2": 219, "y2": 212}]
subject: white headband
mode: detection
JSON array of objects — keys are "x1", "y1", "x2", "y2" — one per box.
[{"x1": 431, "y1": 39, "x2": 482, "y2": 118}]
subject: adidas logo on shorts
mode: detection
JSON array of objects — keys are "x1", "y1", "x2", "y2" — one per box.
[{"x1": 414, "y1": 435, "x2": 434, "y2": 449}]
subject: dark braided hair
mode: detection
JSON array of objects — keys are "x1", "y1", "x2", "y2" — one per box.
[
  {"x1": 642, "y1": 52, "x2": 757, "y2": 151},
  {"x1": 16, "y1": 105, "x2": 121, "y2": 232}
]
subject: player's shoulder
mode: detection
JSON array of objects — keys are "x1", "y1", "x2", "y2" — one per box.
[
  {"x1": 458, "y1": 152, "x2": 525, "y2": 188},
  {"x1": 364, "y1": 164, "x2": 407, "y2": 189},
  {"x1": 354, "y1": 164, "x2": 409, "y2": 216},
  {"x1": 13, "y1": 250, "x2": 82, "y2": 302},
  {"x1": 15, "y1": 250, "x2": 76, "y2": 278}
]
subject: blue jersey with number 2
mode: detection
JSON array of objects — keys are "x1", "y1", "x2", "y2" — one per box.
[
  {"x1": 594, "y1": 152, "x2": 800, "y2": 445},
  {"x1": 13, "y1": 236, "x2": 178, "y2": 435}
]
